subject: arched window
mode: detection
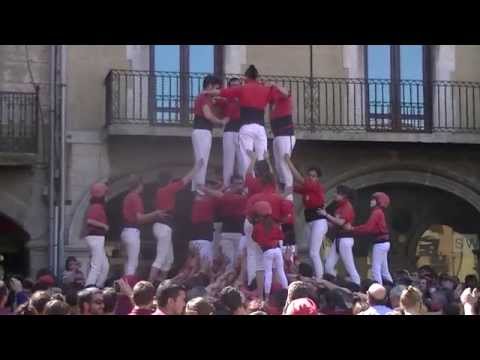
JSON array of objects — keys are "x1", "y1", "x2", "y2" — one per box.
[{"x1": 365, "y1": 45, "x2": 432, "y2": 131}]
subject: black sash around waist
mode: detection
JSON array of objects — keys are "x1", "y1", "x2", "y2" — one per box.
[
  {"x1": 193, "y1": 115, "x2": 213, "y2": 130},
  {"x1": 240, "y1": 107, "x2": 265, "y2": 127},
  {"x1": 221, "y1": 216, "x2": 245, "y2": 234},
  {"x1": 271, "y1": 115, "x2": 294, "y2": 137},
  {"x1": 304, "y1": 208, "x2": 327, "y2": 223},
  {"x1": 191, "y1": 222, "x2": 214, "y2": 241},
  {"x1": 224, "y1": 119, "x2": 241, "y2": 132}
]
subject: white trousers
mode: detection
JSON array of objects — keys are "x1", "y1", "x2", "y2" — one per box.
[
  {"x1": 220, "y1": 232, "x2": 243, "y2": 271},
  {"x1": 324, "y1": 237, "x2": 361, "y2": 285},
  {"x1": 306, "y1": 219, "x2": 328, "y2": 281},
  {"x1": 190, "y1": 240, "x2": 213, "y2": 267},
  {"x1": 273, "y1": 136, "x2": 296, "y2": 191},
  {"x1": 152, "y1": 223, "x2": 174, "y2": 272},
  {"x1": 223, "y1": 131, "x2": 241, "y2": 187},
  {"x1": 121, "y1": 228, "x2": 140, "y2": 276},
  {"x1": 85, "y1": 235, "x2": 110, "y2": 288},
  {"x1": 192, "y1": 129, "x2": 212, "y2": 191},
  {"x1": 244, "y1": 219, "x2": 264, "y2": 285},
  {"x1": 371, "y1": 242, "x2": 393, "y2": 285},
  {"x1": 238, "y1": 123, "x2": 268, "y2": 178},
  {"x1": 263, "y1": 247, "x2": 289, "y2": 296}
]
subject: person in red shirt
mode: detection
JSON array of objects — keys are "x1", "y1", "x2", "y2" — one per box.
[
  {"x1": 149, "y1": 160, "x2": 204, "y2": 283},
  {"x1": 205, "y1": 174, "x2": 247, "y2": 272},
  {"x1": 250, "y1": 201, "x2": 289, "y2": 300},
  {"x1": 245, "y1": 190, "x2": 292, "y2": 300},
  {"x1": 320, "y1": 185, "x2": 361, "y2": 286},
  {"x1": 269, "y1": 84, "x2": 296, "y2": 201},
  {"x1": 121, "y1": 175, "x2": 166, "y2": 276},
  {"x1": 203, "y1": 65, "x2": 275, "y2": 178},
  {"x1": 344, "y1": 192, "x2": 393, "y2": 285},
  {"x1": 189, "y1": 181, "x2": 220, "y2": 270},
  {"x1": 191, "y1": 75, "x2": 227, "y2": 192},
  {"x1": 285, "y1": 154, "x2": 327, "y2": 281},
  {"x1": 219, "y1": 77, "x2": 243, "y2": 188},
  {"x1": 84, "y1": 182, "x2": 110, "y2": 288}
]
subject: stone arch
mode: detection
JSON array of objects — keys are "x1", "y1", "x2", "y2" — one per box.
[
  {"x1": 324, "y1": 168, "x2": 480, "y2": 215},
  {"x1": 324, "y1": 166, "x2": 480, "y2": 270},
  {"x1": 68, "y1": 165, "x2": 191, "y2": 246},
  {"x1": 0, "y1": 191, "x2": 31, "y2": 235}
]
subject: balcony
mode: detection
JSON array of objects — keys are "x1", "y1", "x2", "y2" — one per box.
[
  {"x1": 105, "y1": 70, "x2": 480, "y2": 144},
  {"x1": 0, "y1": 90, "x2": 39, "y2": 165}
]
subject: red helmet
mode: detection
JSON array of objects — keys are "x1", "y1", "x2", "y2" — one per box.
[
  {"x1": 372, "y1": 192, "x2": 390, "y2": 208},
  {"x1": 90, "y1": 182, "x2": 108, "y2": 199},
  {"x1": 253, "y1": 201, "x2": 272, "y2": 216}
]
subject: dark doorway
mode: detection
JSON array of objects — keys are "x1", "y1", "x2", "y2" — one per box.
[{"x1": 0, "y1": 213, "x2": 30, "y2": 278}]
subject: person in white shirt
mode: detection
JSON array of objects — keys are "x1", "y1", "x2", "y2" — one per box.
[{"x1": 358, "y1": 283, "x2": 392, "y2": 315}]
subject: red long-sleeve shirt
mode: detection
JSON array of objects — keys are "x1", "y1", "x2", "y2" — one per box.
[
  {"x1": 219, "y1": 80, "x2": 274, "y2": 110},
  {"x1": 245, "y1": 173, "x2": 276, "y2": 198},
  {"x1": 352, "y1": 207, "x2": 388, "y2": 236},
  {"x1": 246, "y1": 191, "x2": 291, "y2": 224},
  {"x1": 252, "y1": 222, "x2": 284, "y2": 250},
  {"x1": 155, "y1": 180, "x2": 185, "y2": 212},
  {"x1": 294, "y1": 178, "x2": 325, "y2": 209}
]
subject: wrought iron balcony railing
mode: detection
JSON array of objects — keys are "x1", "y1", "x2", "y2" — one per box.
[
  {"x1": 0, "y1": 90, "x2": 39, "y2": 154},
  {"x1": 105, "y1": 69, "x2": 480, "y2": 134}
]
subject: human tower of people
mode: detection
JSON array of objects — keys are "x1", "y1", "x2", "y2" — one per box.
[{"x1": 82, "y1": 64, "x2": 397, "y2": 303}]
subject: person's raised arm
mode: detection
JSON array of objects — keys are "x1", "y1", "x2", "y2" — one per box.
[
  {"x1": 197, "y1": 184, "x2": 224, "y2": 199},
  {"x1": 202, "y1": 104, "x2": 227, "y2": 126},
  {"x1": 318, "y1": 209, "x2": 347, "y2": 227},
  {"x1": 284, "y1": 154, "x2": 304, "y2": 184},
  {"x1": 137, "y1": 209, "x2": 167, "y2": 225},
  {"x1": 87, "y1": 219, "x2": 109, "y2": 232}
]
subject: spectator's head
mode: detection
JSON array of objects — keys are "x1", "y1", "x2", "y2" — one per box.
[
  {"x1": 400, "y1": 286, "x2": 424, "y2": 315},
  {"x1": 102, "y1": 287, "x2": 117, "y2": 315},
  {"x1": 44, "y1": 299, "x2": 70, "y2": 315},
  {"x1": 202, "y1": 74, "x2": 222, "y2": 90},
  {"x1": 390, "y1": 285, "x2": 407, "y2": 309},
  {"x1": 132, "y1": 281, "x2": 155, "y2": 309},
  {"x1": 30, "y1": 291, "x2": 51, "y2": 315},
  {"x1": 219, "y1": 286, "x2": 246, "y2": 315},
  {"x1": 465, "y1": 274, "x2": 478, "y2": 290},
  {"x1": 367, "y1": 283, "x2": 387, "y2": 306},
  {"x1": 418, "y1": 277, "x2": 430, "y2": 294},
  {"x1": 285, "y1": 298, "x2": 318, "y2": 315},
  {"x1": 185, "y1": 297, "x2": 214, "y2": 315},
  {"x1": 244, "y1": 65, "x2": 259, "y2": 80},
  {"x1": 298, "y1": 262, "x2": 314, "y2": 278},
  {"x1": 65, "y1": 256, "x2": 80, "y2": 272},
  {"x1": 439, "y1": 273, "x2": 456, "y2": 291},
  {"x1": 64, "y1": 288, "x2": 79, "y2": 314},
  {"x1": 352, "y1": 295, "x2": 369, "y2": 315},
  {"x1": 0, "y1": 280, "x2": 8, "y2": 308},
  {"x1": 371, "y1": 192, "x2": 390, "y2": 209},
  {"x1": 156, "y1": 280, "x2": 186, "y2": 315},
  {"x1": 418, "y1": 265, "x2": 435, "y2": 279},
  {"x1": 306, "y1": 167, "x2": 322, "y2": 182},
  {"x1": 335, "y1": 185, "x2": 356, "y2": 203},
  {"x1": 78, "y1": 287, "x2": 104, "y2": 315},
  {"x1": 284, "y1": 281, "x2": 316, "y2": 313},
  {"x1": 228, "y1": 77, "x2": 241, "y2": 88}
]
